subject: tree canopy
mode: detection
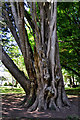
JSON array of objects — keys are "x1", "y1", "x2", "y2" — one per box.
[{"x1": 57, "y1": 2, "x2": 80, "y2": 82}]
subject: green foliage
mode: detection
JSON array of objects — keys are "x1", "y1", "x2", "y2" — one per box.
[
  {"x1": 57, "y1": 2, "x2": 80, "y2": 82},
  {"x1": 67, "y1": 116, "x2": 80, "y2": 120},
  {"x1": 9, "y1": 82, "x2": 13, "y2": 86},
  {"x1": 4, "y1": 82, "x2": 8, "y2": 86},
  {"x1": 65, "y1": 86, "x2": 80, "y2": 95},
  {"x1": 0, "y1": 76, "x2": 7, "y2": 81},
  {"x1": 14, "y1": 84, "x2": 17, "y2": 87},
  {"x1": 25, "y1": 21, "x2": 35, "y2": 51},
  {"x1": 2, "y1": 28, "x2": 27, "y2": 76}
]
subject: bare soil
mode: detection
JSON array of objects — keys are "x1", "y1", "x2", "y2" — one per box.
[{"x1": 1, "y1": 94, "x2": 80, "y2": 120}]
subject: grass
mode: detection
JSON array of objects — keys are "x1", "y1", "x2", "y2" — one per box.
[
  {"x1": 0, "y1": 86, "x2": 25, "y2": 94},
  {"x1": 0, "y1": 86, "x2": 80, "y2": 95},
  {"x1": 65, "y1": 87, "x2": 80, "y2": 95},
  {"x1": 65, "y1": 86, "x2": 80, "y2": 90},
  {"x1": 66, "y1": 116, "x2": 80, "y2": 120}
]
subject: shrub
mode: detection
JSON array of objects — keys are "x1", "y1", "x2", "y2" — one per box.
[
  {"x1": 14, "y1": 84, "x2": 17, "y2": 87},
  {"x1": 9, "y1": 82, "x2": 13, "y2": 86},
  {"x1": 67, "y1": 116, "x2": 80, "y2": 120},
  {"x1": 4, "y1": 82, "x2": 8, "y2": 86}
]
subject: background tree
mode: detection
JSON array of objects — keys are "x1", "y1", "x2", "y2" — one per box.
[{"x1": 57, "y1": 2, "x2": 80, "y2": 82}]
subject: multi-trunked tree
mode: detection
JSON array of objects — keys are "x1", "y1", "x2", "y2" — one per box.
[{"x1": 2, "y1": 1, "x2": 70, "y2": 111}]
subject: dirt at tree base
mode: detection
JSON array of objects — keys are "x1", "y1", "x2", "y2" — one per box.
[{"x1": 1, "y1": 94, "x2": 80, "y2": 120}]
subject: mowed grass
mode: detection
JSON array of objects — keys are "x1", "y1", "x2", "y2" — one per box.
[
  {"x1": 65, "y1": 87, "x2": 80, "y2": 95},
  {"x1": 0, "y1": 87, "x2": 25, "y2": 94},
  {"x1": 0, "y1": 86, "x2": 80, "y2": 95}
]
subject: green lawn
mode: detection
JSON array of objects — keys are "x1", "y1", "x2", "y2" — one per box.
[
  {"x1": 65, "y1": 87, "x2": 80, "y2": 95},
  {"x1": 0, "y1": 87, "x2": 25, "y2": 94},
  {"x1": 0, "y1": 86, "x2": 80, "y2": 95}
]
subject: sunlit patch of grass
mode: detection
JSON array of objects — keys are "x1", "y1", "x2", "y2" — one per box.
[
  {"x1": 65, "y1": 87, "x2": 80, "y2": 95},
  {"x1": 65, "y1": 86, "x2": 80, "y2": 90},
  {"x1": 0, "y1": 87, "x2": 25, "y2": 94},
  {"x1": 0, "y1": 86, "x2": 80, "y2": 95}
]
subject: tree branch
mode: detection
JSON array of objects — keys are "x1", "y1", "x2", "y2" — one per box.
[
  {"x1": 17, "y1": 2, "x2": 36, "y2": 80},
  {"x1": 62, "y1": 64, "x2": 80, "y2": 77},
  {"x1": 10, "y1": 1, "x2": 18, "y2": 28},
  {"x1": 2, "y1": 47, "x2": 30, "y2": 94},
  {"x1": 24, "y1": 10, "x2": 35, "y2": 33},
  {"x1": 2, "y1": 9, "x2": 21, "y2": 50}
]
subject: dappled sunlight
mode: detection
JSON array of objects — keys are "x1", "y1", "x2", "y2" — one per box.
[
  {"x1": 2, "y1": 94, "x2": 80, "y2": 119},
  {"x1": 27, "y1": 111, "x2": 54, "y2": 118},
  {"x1": 1, "y1": 88, "x2": 80, "y2": 119}
]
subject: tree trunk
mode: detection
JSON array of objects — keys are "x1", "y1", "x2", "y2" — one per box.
[
  {"x1": 69, "y1": 77, "x2": 72, "y2": 88},
  {"x1": 26, "y1": 2, "x2": 70, "y2": 111},
  {"x1": 72, "y1": 75, "x2": 75, "y2": 85},
  {"x1": 2, "y1": 1, "x2": 71, "y2": 111}
]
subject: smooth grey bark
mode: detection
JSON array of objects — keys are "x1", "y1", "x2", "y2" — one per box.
[
  {"x1": 16, "y1": 2, "x2": 36, "y2": 82},
  {"x1": 10, "y1": 1, "x2": 18, "y2": 28}
]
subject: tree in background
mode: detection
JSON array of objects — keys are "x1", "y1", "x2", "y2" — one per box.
[
  {"x1": 57, "y1": 2, "x2": 80, "y2": 80},
  {"x1": 57, "y1": 2, "x2": 80, "y2": 88}
]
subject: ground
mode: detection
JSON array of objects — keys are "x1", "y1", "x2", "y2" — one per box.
[{"x1": 1, "y1": 93, "x2": 80, "y2": 120}]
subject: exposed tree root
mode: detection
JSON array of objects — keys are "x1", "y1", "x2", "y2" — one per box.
[
  {"x1": 24, "y1": 86, "x2": 36, "y2": 109},
  {"x1": 27, "y1": 97, "x2": 38, "y2": 112},
  {"x1": 26, "y1": 85, "x2": 70, "y2": 112},
  {"x1": 62, "y1": 88, "x2": 71, "y2": 107},
  {"x1": 49, "y1": 98, "x2": 59, "y2": 111}
]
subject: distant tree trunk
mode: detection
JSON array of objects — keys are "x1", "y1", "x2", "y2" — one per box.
[
  {"x1": 69, "y1": 77, "x2": 72, "y2": 88},
  {"x1": 15, "y1": 80, "x2": 18, "y2": 87},
  {"x1": 72, "y1": 75, "x2": 75, "y2": 85},
  {"x1": 12, "y1": 76, "x2": 14, "y2": 87},
  {"x1": 76, "y1": 81, "x2": 77, "y2": 85},
  {"x1": 2, "y1": 2, "x2": 70, "y2": 111}
]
